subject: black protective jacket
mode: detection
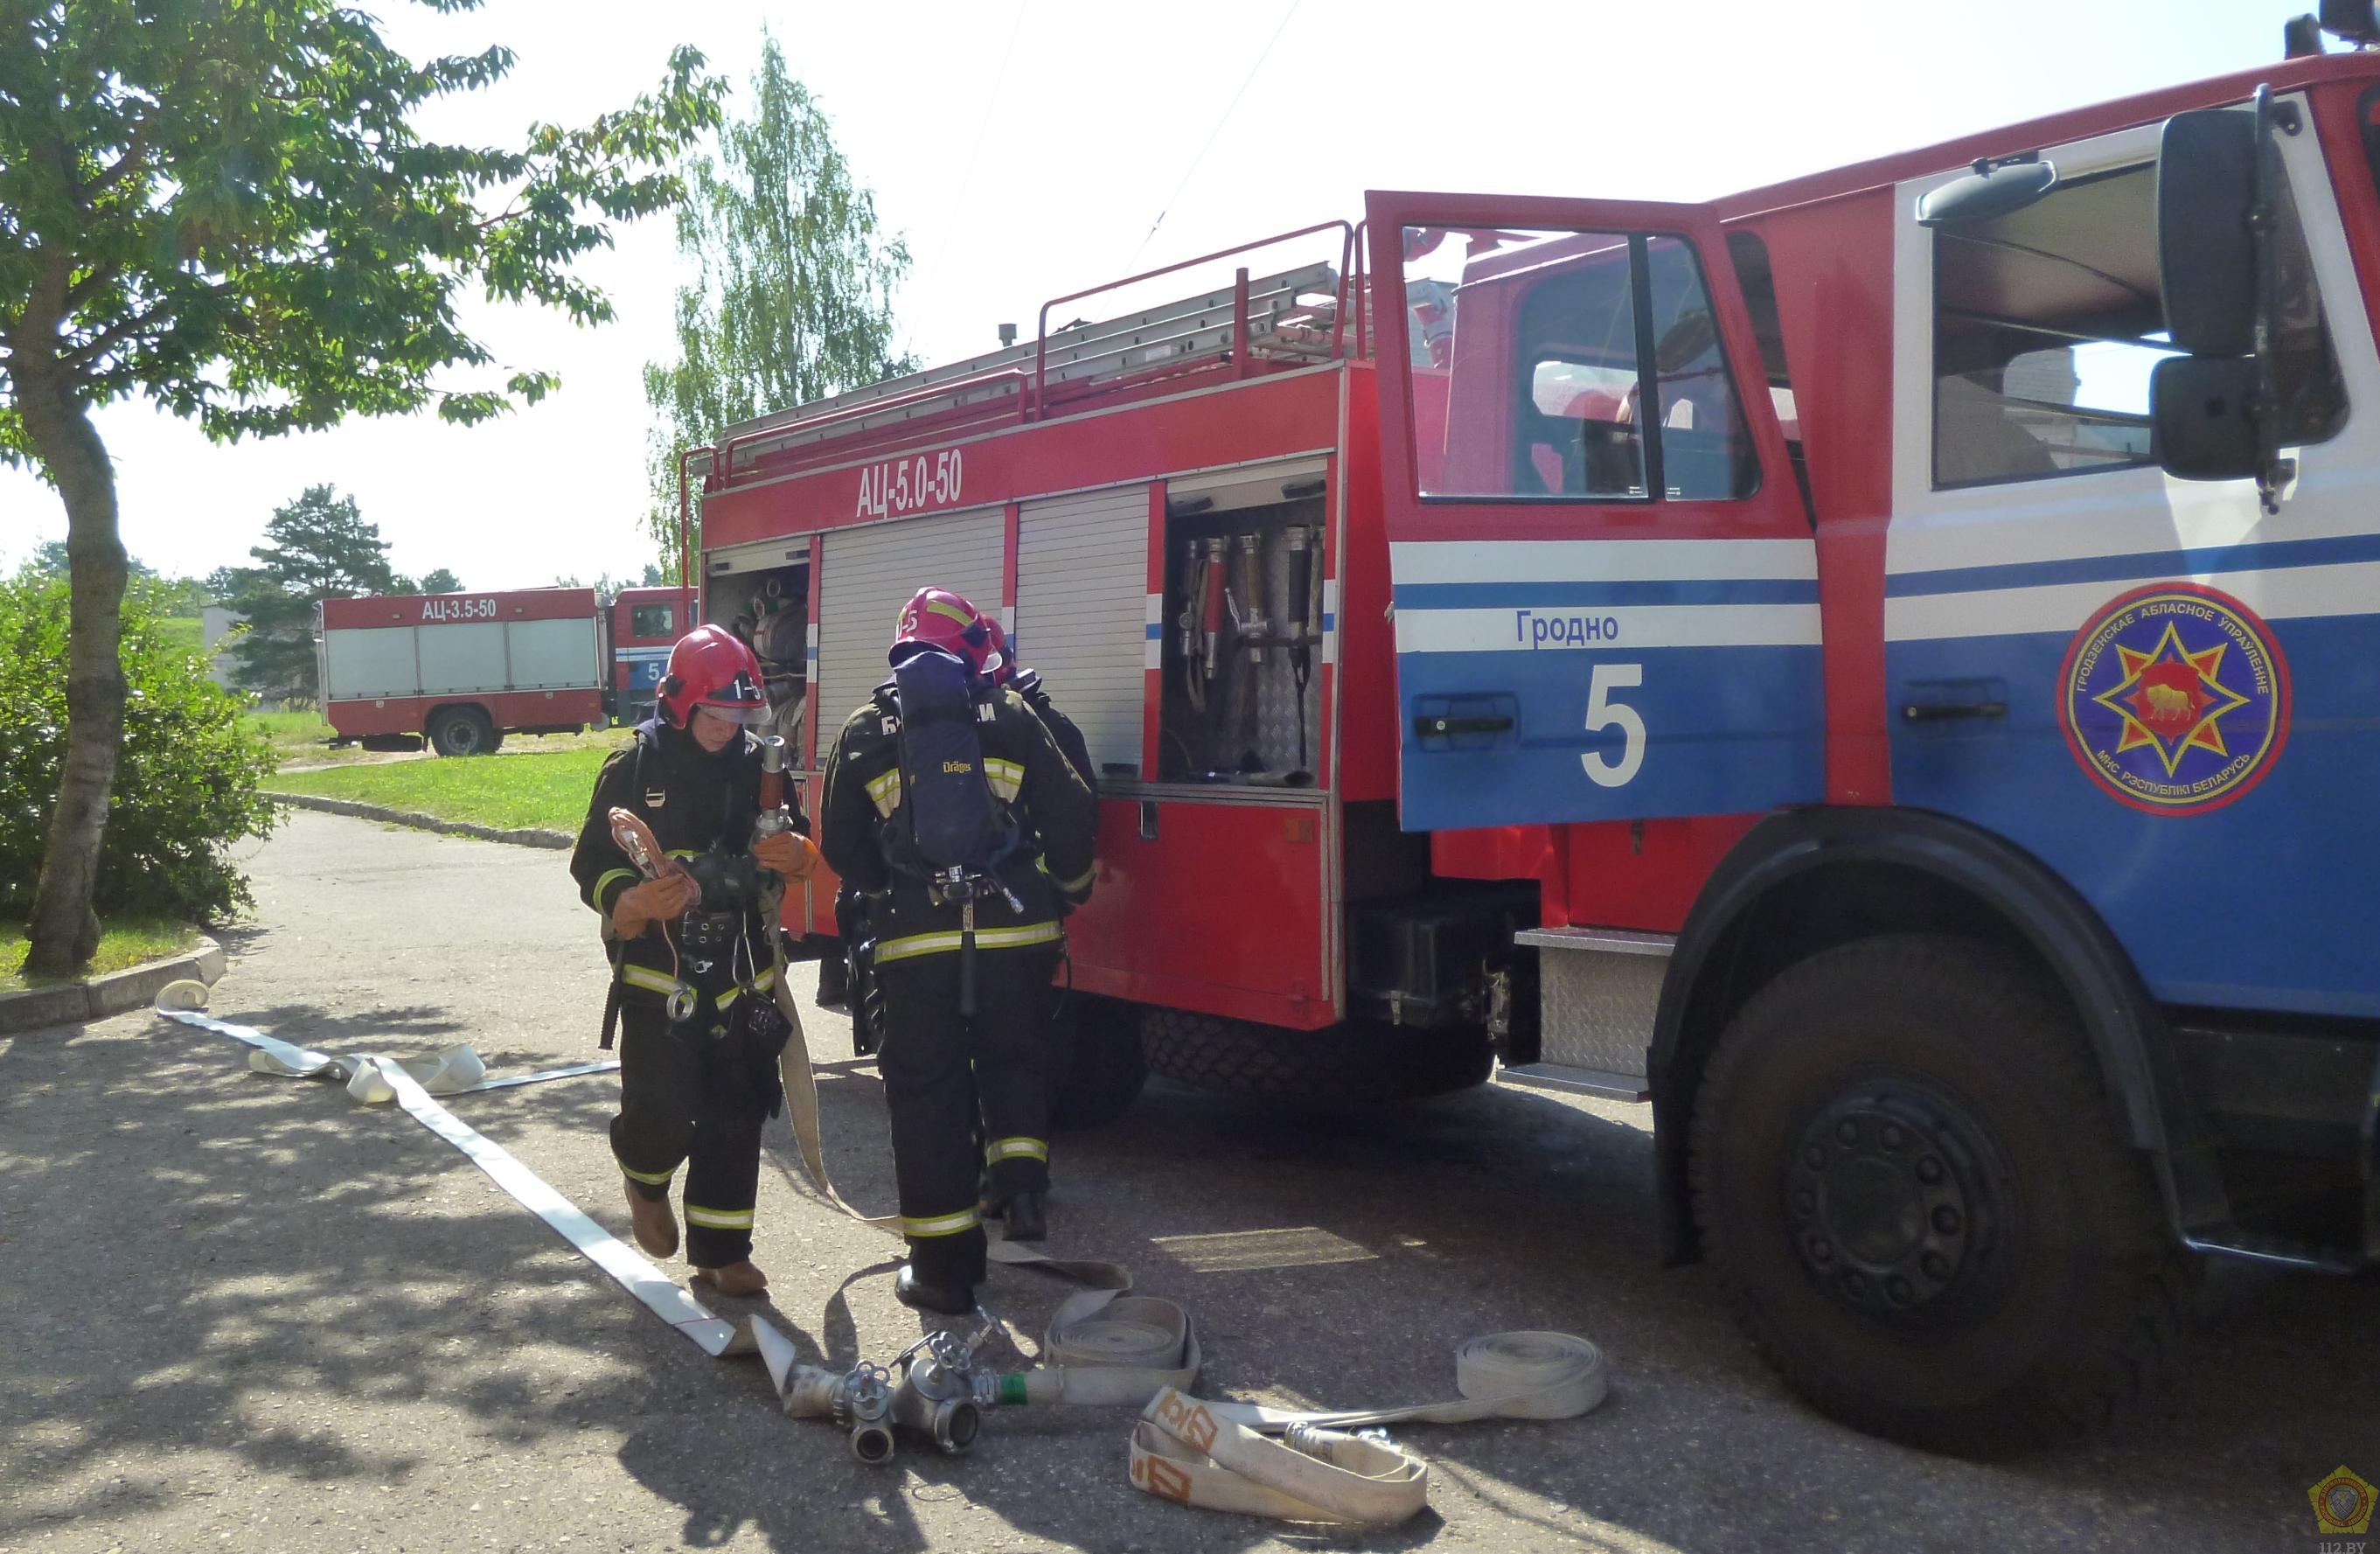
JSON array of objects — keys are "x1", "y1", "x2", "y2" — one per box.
[
  {"x1": 818, "y1": 682, "x2": 1097, "y2": 965},
  {"x1": 570, "y1": 720, "x2": 791, "y2": 1009}
]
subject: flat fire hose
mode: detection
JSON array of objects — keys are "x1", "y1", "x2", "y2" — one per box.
[{"x1": 157, "y1": 977, "x2": 1608, "y2": 1526}]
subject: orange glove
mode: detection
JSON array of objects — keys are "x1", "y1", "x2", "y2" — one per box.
[
  {"x1": 611, "y1": 872, "x2": 700, "y2": 938},
  {"x1": 752, "y1": 830, "x2": 818, "y2": 882}
]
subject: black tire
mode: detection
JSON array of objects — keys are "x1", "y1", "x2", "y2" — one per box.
[
  {"x1": 1689, "y1": 933, "x2": 2190, "y2": 1457},
  {"x1": 428, "y1": 706, "x2": 499, "y2": 757},
  {"x1": 1047, "y1": 994, "x2": 1148, "y2": 1132},
  {"x1": 1142, "y1": 1008, "x2": 1492, "y2": 1105}
]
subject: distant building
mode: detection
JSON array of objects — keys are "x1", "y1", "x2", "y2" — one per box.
[{"x1": 200, "y1": 606, "x2": 244, "y2": 692}]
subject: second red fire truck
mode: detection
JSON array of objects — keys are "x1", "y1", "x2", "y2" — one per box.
[{"x1": 678, "y1": 31, "x2": 2380, "y2": 1453}]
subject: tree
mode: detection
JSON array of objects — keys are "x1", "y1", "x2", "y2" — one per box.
[
  {"x1": 224, "y1": 484, "x2": 393, "y2": 703},
  {"x1": 0, "y1": 3, "x2": 722, "y2": 973},
  {"x1": 417, "y1": 568, "x2": 463, "y2": 596},
  {"x1": 643, "y1": 33, "x2": 911, "y2": 568}
]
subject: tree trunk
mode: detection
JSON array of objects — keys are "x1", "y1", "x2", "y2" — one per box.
[{"x1": 15, "y1": 345, "x2": 127, "y2": 977}]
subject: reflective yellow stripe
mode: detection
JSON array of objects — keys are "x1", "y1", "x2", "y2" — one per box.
[
  {"x1": 623, "y1": 965, "x2": 689, "y2": 997},
  {"x1": 1052, "y1": 864, "x2": 1096, "y2": 895},
  {"x1": 621, "y1": 1164, "x2": 675, "y2": 1187},
  {"x1": 715, "y1": 986, "x2": 741, "y2": 1011},
  {"x1": 985, "y1": 757, "x2": 1023, "y2": 801},
  {"x1": 985, "y1": 1136, "x2": 1047, "y2": 1165},
  {"x1": 866, "y1": 769, "x2": 903, "y2": 817},
  {"x1": 901, "y1": 1208, "x2": 981, "y2": 1238},
  {"x1": 684, "y1": 1204, "x2": 755, "y2": 1230},
  {"x1": 874, "y1": 920, "x2": 1063, "y2": 965},
  {"x1": 924, "y1": 599, "x2": 976, "y2": 627},
  {"x1": 593, "y1": 868, "x2": 639, "y2": 907}
]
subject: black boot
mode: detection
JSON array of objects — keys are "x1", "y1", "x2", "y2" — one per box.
[
  {"x1": 815, "y1": 950, "x2": 849, "y2": 1009},
  {"x1": 1002, "y1": 1190, "x2": 1046, "y2": 1243},
  {"x1": 894, "y1": 1264, "x2": 975, "y2": 1316}
]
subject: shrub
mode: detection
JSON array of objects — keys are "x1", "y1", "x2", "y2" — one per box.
[{"x1": 0, "y1": 568, "x2": 278, "y2": 924}]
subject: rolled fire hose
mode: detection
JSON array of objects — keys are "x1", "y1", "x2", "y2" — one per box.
[{"x1": 156, "y1": 978, "x2": 1608, "y2": 1526}]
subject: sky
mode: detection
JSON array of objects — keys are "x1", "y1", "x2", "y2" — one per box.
[{"x1": 0, "y1": 0, "x2": 2305, "y2": 589}]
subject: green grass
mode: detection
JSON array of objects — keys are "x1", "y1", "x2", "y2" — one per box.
[
  {"x1": 269, "y1": 746, "x2": 613, "y2": 833},
  {"x1": 157, "y1": 615, "x2": 205, "y2": 654},
  {"x1": 1, "y1": 917, "x2": 202, "y2": 991},
  {"x1": 242, "y1": 709, "x2": 628, "y2": 770}
]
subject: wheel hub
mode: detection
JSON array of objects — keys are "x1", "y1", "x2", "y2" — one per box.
[{"x1": 1785, "y1": 1084, "x2": 2008, "y2": 1326}]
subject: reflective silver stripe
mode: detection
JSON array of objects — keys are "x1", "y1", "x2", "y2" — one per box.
[
  {"x1": 623, "y1": 965, "x2": 689, "y2": 997},
  {"x1": 985, "y1": 1136, "x2": 1047, "y2": 1164},
  {"x1": 901, "y1": 1208, "x2": 980, "y2": 1238},
  {"x1": 985, "y1": 757, "x2": 1024, "y2": 801},
  {"x1": 866, "y1": 769, "x2": 903, "y2": 817},
  {"x1": 1052, "y1": 864, "x2": 1096, "y2": 895},
  {"x1": 874, "y1": 920, "x2": 1064, "y2": 965},
  {"x1": 685, "y1": 1204, "x2": 755, "y2": 1230},
  {"x1": 621, "y1": 1164, "x2": 675, "y2": 1186}
]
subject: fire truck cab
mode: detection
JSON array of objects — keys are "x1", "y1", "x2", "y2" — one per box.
[{"x1": 686, "y1": 41, "x2": 2380, "y2": 1453}]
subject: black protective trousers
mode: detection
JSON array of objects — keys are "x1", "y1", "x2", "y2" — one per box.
[
  {"x1": 611, "y1": 995, "x2": 787, "y2": 1268},
  {"x1": 874, "y1": 947, "x2": 1052, "y2": 1288}
]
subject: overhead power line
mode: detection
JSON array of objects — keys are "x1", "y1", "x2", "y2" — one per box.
[{"x1": 1131, "y1": 0, "x2": 1304, "y2": 265}]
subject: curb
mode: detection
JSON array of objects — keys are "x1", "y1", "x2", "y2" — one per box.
[
  {"x1": 0, "y1": 934, "x2": 226, "y2": 1035},
  {"x1": 263, "y1": 791, "x2": 574, "y2": 850}
]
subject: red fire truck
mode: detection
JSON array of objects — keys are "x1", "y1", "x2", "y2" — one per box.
[
  {"x1": 680, "y1": 33, "x2": 2380, "y2": 1453},
  {"x1": 320, "y1": 586, "x2": 694, "y2": 753}
]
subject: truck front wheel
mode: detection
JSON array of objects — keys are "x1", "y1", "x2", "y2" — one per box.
[
  {"x1": 428, "y1": 706, "x2": 501, "y2": 757},
  {"x1": 1689, "y1": 933, "x2": 2189, "y2": 1457}
]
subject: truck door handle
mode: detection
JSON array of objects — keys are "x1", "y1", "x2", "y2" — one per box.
[
  {"x1": 1414, "y1": 714, "x2": 1514, "y2": 736},
  {"x1": 1900, "y1": 700, "x2": 2006, "y2": 722}
]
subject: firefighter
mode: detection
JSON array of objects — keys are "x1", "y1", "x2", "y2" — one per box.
[
  {"x1": 818, "y1": 588, "x2": 1097, "y2": 1316},
  {"x1": 571, "y1": 624, "x2": 816, "y2": 1300}
]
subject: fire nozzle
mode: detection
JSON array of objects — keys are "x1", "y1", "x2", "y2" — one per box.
[
  {"x1": 1199, "y1": 537, "x2": 1230, "y2": 682},
  {"x1": 1233, "y1": 533, "x2": 1268, "y2": 665},
  {"x1": 753, "y1": 734, "x2": 792, "y2": 840}
]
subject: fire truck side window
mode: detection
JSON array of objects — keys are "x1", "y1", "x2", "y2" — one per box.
[
  {"x1": 1404, "y1": 226, "x2": 1757, "y2": 502},
  {"x1": 631, "y1": 604, "x2": 673, "y2": 638},
  {"x1": 1931, "y1": 160, "x2": 2344, "y2": 488}
]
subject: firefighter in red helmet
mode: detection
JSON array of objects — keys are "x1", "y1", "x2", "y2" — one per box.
[
  {"x1": 819, "y1": 588, "x2": 1096, "y2": 1314},
  {"x1": 570, "y1": 624, "x2": 816, "y2": 1298}
]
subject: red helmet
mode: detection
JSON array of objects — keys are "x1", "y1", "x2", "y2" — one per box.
[
  {"x1": 657, "y1": 624, "x2": 769, "y2": 728},
  {"x1": 982, "y1": 617, "x2": 1015, "y2": 686},
  {"x1": 891, "y1": 587, "x2": 998, "y2": 679}
]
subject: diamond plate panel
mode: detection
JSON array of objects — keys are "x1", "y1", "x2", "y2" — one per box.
[{"x1": 1539, "y1": 949, "x2": 1664, "y2": 1078}]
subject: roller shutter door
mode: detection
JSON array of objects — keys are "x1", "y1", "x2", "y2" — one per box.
[
  {"x1": 1014, "y1": 485, "x2": 1148, "y2": 781},
  {"x1": 816, "y1": 506, "x2": 1005, "y2": 744}
]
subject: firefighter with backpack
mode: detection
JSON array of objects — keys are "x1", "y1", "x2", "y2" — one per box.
[
  {"x1": 570, "y1": 624, "x2": 817, "y2": 1300},
  {"x1": 818, "y1": 588, "x2": 1098, "y2": 1315}
]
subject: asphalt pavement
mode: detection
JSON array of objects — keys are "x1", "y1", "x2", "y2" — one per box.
[{"x1": 1, "y1": 810, "x2": 2370, "y2": 1553}]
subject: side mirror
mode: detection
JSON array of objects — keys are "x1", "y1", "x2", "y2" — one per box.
[
  {"x1": 2150, "y1": 356, "x2": 2260, "y2": 480},
  {"x1": 2157, "y1": 108, "x2": 2259, "y2": 358}
]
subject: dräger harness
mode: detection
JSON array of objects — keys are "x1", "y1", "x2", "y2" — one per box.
[{"x1": 877, "y1": 651, "x2": 1033, "y2": 1014}]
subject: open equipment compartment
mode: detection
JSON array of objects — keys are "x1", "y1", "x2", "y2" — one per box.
[
  {"x1": 704, "y1": 540, "x2": 811, "y2": 764},
  {"x1": 1155, "y1": 467, "x2": 1328, "y2": 786}
]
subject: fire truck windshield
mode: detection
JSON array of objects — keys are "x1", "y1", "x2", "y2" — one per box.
[{"x1": 1402, "y1": 225, "x2": 1757, "y2": 503}]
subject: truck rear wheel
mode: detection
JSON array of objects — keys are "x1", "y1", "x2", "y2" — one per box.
[
  {"x1": 1142, "y1": 1008, "x2": 1492, "y2": 1104},
  {"x1": 1689, "y1": 933, "x2": 2189, "y2": 1457},
  {"x1": 428, "y1": 706, "x2": 500, "y2": 757}
]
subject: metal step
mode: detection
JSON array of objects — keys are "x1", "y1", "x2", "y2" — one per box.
[
  {"x1": 1517, "y1": 928, "x2": 1674, "y2": 1083},
  {"x1": 1496, "y1": 1062, "x2": 1650, "y2": 1103}
]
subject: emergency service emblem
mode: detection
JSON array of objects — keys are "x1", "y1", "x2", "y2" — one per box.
[{"x1": 2058, "y1": 582, "x2": 2289, "y2": 814}]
